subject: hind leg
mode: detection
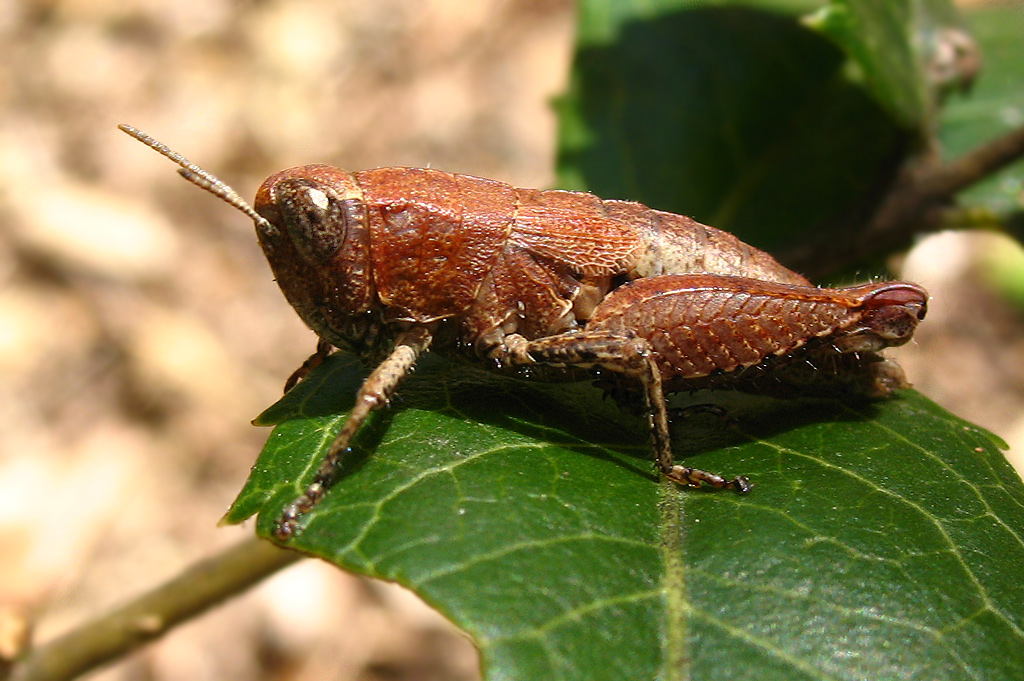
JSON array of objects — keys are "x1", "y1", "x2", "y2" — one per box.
[{"x1": 492, "y1": 332, "x2": 750, "y2": 492}]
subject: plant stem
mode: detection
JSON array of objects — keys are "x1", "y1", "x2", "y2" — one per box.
[
  {"x1": 10, "y1": 538, "x2": 301, "y2": 681},
  {"x1": 921, "y1": 121, "x2": 1024, "y2": 198}
]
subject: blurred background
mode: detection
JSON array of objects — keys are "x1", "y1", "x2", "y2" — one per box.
[{"x1": 0, "y1": 1, "x2": 1020, "y2": 680}]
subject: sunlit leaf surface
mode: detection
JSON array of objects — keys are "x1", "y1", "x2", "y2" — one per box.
[{"x1": 227, "y1": 354, "x2": 1024, "y2": 681}]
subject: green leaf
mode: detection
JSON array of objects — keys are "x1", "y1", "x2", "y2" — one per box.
[
  {"x1": 939, "y1": 4, "x2": 1024, "y2": 213},
  {"x1": 555, "y1": 0, "x2": 910, "y2": 254},
  {"x1": 805, "y1": 0, "x2": 930, "y2": 128},
  {"x1": 227, "y1": 354, "x2": 1024, "y2": 681}
]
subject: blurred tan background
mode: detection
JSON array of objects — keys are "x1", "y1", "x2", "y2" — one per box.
[{"x1": 0, "y1": 1, "x2": 1020, "y2": 680}]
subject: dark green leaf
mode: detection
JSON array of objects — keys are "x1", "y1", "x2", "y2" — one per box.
[
  {"x1": 227, "y1": 354, "x2": 1024, "y2": 681},
  {"x1": 555, "y1": 0, "x2": 910, "y2": 254},
  {"x1": 805, "y1": 0, "x2": 930, "y2": 128}
]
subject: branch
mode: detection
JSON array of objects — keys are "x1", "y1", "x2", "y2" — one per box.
[
  {"x1": 920, "y1": 121, "x2": 1024, "y2": 198},
  {"x1": 11, "y1": 538, "x2": 301, "y2": 681},
  {"x1": 784, "y1": 122, "x2": 1024, "y2": 278}
]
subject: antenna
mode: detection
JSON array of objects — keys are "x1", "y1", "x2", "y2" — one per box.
[{"x1": 118, "y1": 124, "x2": 274, "y2": 232}]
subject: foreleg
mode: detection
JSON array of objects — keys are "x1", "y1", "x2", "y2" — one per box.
[{"x1": 274, "y1": 326, "x2": 433, "y2": 539}]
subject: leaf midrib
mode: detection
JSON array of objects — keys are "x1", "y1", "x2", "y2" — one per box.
[{"x1": 661, "y1": 479, "x2": 690, "y2": 681}]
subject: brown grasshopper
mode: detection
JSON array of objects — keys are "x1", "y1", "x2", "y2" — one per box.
[{"x1": 119, "y1": 125, "x2": 928, "y2": 540}]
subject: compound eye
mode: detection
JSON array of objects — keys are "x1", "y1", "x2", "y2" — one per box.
[{"x1": 277, "y1": 179, "x2": 346, "y2": 265}]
